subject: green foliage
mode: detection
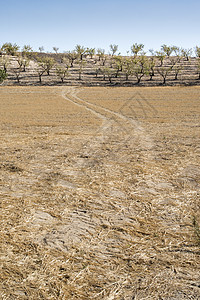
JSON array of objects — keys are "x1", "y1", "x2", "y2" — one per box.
[
  {"x1": 181, "y1": 48, "x2": 193, "y2": 61},
  {"x1": 75, "y1": 45, "x2": 86, "y2": 60},
  {"x1": 38, "y1": 56, "x2": 55, "y2": 75},
  {"x1": 113, "y1": 55, "x2": 124, "y2": 76},
  {"x1": 149, "y1": 49, "x2": 155, "y2": 56},
  {"x1": 0, "y1": 69, "x2": 8, "y2": 83},
  {"x1": 196, "y1": 59, "x2": 200, "y2": 79},
  {"x1": 148, "y1": 57, "x2": 156, "y2": 80},
  {"x1": 132, "y1": 55, "x2": 149, "y2": 83},
  {"x1": 0, "y1": 55, "x2": 10, "y2": 72},
  {"x1": 97, "y1": 48, "x2": 105, "y2": 61},
  {"x1": 86, "y1": 47, "x2": 95, "y2": 58},
  {"x1": 56, "y1": 66, "x2": 69, "y2": 82},
  {"x1": 123, "y1": 57, "x2": 134, "y2": 80},
  {"x1": 36, "y1": 65, "x2": 45, "y2": 83},
  {"x1": 1, "y1": 42, "x2": 19, "y2": 56},
  {"x1": 22, "y1": 45, "x2": 33, "y2": 58},
  {"x1": 78, "y1": 59, "x2": 86, "y2": 79},
  {"x1": 109, "y1": 44, "x2": 118, "y2": 56},
  {"x1": 160, "y1": 44, "x2": 174, "y2": 57},
  {"x1": 16, "y1": 54, "x2": 31, "y2": 71},
  {"x1": 173, "y1": 64, "x2": 183, "y2": 80},
  {"x1": 53, "y1": 47, "x2": 59, "y2": 53},
  {"x1": 39, "y1": 46, "x2": 44, "y2": 53},
  {"x1": 157, "y1": 66, "x2": 173, "y2": 84},
  {"x1": 130, "y1": 43, "x2": 144, "y2": 56},
  {"x1": 65, "y1": 51, "x2": 79, "y2": 67},
  {"x1": 100, "y1": 67, "x2": 116, "y2": 83},
  {"x1": 195, "y1": 46, "x2": 200, "y2": 58},
  {"x1": 155, "y1": 51, "x2": 166, "y2": 66}
]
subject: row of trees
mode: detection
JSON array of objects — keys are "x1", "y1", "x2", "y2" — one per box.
[
  {"x1": 1, "y1": 42, "x2": 200, "y2": 58},
  {"x1": 1, "y1": 42, "x2": 200, "y2": 84}
]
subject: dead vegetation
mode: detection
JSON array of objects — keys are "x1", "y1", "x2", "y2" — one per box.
[{"x1": 0, "y1": 86, "x2": 200, "y2": 299}]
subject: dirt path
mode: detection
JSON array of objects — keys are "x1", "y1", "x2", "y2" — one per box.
[{"x1": 62, "y1": 87, "x2": 154, "y2": 157}]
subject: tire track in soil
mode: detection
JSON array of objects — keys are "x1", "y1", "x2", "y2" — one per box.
[
  {"x1": 61, "y1": 86, "x2": 154, "y2": 156},
  {"x1": 54, "y1": 87, "x2": 158, "y2": 247}
]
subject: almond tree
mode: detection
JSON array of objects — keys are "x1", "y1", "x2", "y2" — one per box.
[
  {"x1": 155, "y1": 51, "x2": 166, "y2": 66},
  {"x1": 65, "y1": 51, "x2": 78, "y2": 67},
  {"x1": 181, "y1": 48, "x2": 193, "y2": 61},
  {"x1": 38, "y1": 56, "x2": 55, "y2": 75},
  {"x1": 0, "y1": 69, "x2": 7, "y2": 83},
  {"x1": 75, "y1": 45, "x2": 86, "y2": 60},
  {"x1": 113, "y1": 55, "x2": 124, "y2": 77},
  {"x1": 149, "y1": 49, "x2": 155, "y2": 56},
  {"x1": 161, "y1": 44, "x2": 174, "y2": 57},
  {"x1": 39, "y1": 46, "x2": 44, "y2": 53},
  {"x1": 157, "y1": 66, "x2": 173, "y2": 84},
  {"x1": 148, "y1": 57, "x2": 156, "y2": 80},
  {"x1": 56, "y1": 66, "x2": 69, "y2": 83},
  {"x1": 53, "y1": 47, "x2": 59, "y2": 54},
  {"x1": 95, "y1": 67, "x2": 101, "y2": 78},
  {"x1": 123, "y1": 57, "x2": 134, "y2": 81},
  {"x1": 109, "y1": 44, "x2": 118, "y2": 56},
  {"x1": 1, "y1": 43, "x2": 19, "y2": 56},
  {"x1": 14, "y1": 67, "x2": 22, "y2": 83},
  {"x1": 195, "y1": 46, "x2": 200, "y2": 58},
  {"x1": 16, "y1": 54, "x2": 30, "y2": 72},
  {"x1": 86, "y1": 47, "x2": 95, "y2": 59},
  {"x1": 0, "y1": 55, "x2": 10, "y2": 73},
  {"x1": 131, "y1": 43, "x2": 144, "y2": 57},
  {"x1": 196, "y1": 59, "x2": 200, "y2": 80},
  {"x1": 36, "y1": 65, "x2": 46, "y2": 83},
  {"x1": 173, "y1": 64, "x2": 183, "y2": 80},
  {"x1": 78, "y1": 59, "x2": 86, "y2": 80},
  {"x1": 22, "y1": 45, "x2": 33, "y2": 58},
  {"x1": 100, "y1": 67, "x2": 115, "y2": 83},
  {"x1": 97, "y1": 48, "x2": 105, "y2": 62},
  {"x1": 169, "y1": 55, "x2": 182, "y2": 67},
  {"x1": 132, "y1": 56, "x2": 149, "y2": 84}
]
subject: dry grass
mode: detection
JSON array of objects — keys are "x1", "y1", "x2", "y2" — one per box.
[{"x1": 0, "y1": 86, "x2": 200, "y2": 299}]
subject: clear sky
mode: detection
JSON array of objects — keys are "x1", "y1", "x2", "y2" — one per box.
[{"x1": 1, "y1": 0, "x2": 200, "y2": 55}]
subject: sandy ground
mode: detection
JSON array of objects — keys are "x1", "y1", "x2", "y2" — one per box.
[{"x1": 0, "y1": 86, "x2": 200, "y2": 299}]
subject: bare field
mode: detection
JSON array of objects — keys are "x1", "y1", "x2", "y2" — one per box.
[{"x1": 0, "y1": 86, "x2": 200, "y2": 299}]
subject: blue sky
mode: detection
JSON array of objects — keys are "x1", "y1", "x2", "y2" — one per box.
[{"x1": 1, "y1": 0, "x2": 200, "y2": 54}]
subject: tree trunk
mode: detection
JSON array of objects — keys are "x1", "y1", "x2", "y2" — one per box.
[
  {"x1": 115, "y1": 69, "x2": 119, "y2": 78},
  {"x1": 126, "y1": 74, "x2": 128, "y2": 81},
  {"x1": 163, "y1": 77, "x2": 166, "y2": 84}
]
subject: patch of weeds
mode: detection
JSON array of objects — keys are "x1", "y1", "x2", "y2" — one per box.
[
  {"x1": 192, "y1": 216, "x2": 200, "y2": 245},
  {"x1": 0, "y1": 163, "x2": 23, "y2": 173}
]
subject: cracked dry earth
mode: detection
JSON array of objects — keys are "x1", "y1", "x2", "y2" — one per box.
[{"x1": 0, "y1": 86, "x2": 200, "y2": 299}]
